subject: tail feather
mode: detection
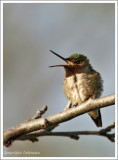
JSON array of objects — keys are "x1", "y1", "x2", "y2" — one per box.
[{"x1": 88, "y1": 109, "x2": 102, "y2": 127}]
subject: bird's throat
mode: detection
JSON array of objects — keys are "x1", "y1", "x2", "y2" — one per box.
[{"x1": 64, "y1": 65, "x2": 85, "y2": 77}]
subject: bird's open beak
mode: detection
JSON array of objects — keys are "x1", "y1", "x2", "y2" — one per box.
[{"x1": 49, "y1": 50, "x2": 69, "y2": 68}]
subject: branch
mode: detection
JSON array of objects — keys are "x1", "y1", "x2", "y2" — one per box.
[
  {"x1": 17, "y1": 122, "x2": 115, "y2": 142},
  {"x1": 3, "y1": 94, "x2": 115, "y2": 147},
  {"x1": 31, "y1": 105, "x2": 47, "y2": 119}
]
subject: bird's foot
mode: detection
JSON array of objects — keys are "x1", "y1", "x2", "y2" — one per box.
[{"x1": 64, "y1": 101, "x2": 72, "y2": 110}]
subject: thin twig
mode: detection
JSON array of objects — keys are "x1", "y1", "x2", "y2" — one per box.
[
  {"x1": 99, "y1": 122, "x2": 115, "y2": 142},
  {"x1": 32, "y1": 105, "x2": 47, "y2": 119},
  {"x1": 17, "y1": 122, "x2": 115, "y2": 142}
]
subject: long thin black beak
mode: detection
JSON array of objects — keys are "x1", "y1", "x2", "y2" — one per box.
[
  {"x1": 49, "y1": 64, "x2": 68, "y2": 68},
  {"x1": 49, "y1": 50, "x2": 69, "y2": 68},
  {"x1": 49, "y1": 50, "x2": 67, "y2": 63}
]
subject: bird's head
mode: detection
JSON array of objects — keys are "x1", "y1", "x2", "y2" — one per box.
[{"x1": 49, "y1": 50, "x2": 93, "y2": 77}]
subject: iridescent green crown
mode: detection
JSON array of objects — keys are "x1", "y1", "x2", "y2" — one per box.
[{"x1": 69, "y1": 53, "x2": 80, "y2": 59}]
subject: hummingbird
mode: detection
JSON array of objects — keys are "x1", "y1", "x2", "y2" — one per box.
[{"x1": 49, "y1": 50, "x2": 103, "y2": 127}]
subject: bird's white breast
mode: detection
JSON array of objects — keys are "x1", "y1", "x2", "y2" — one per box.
[
  {"x1": 63, "y1": 74, "x2": 87, "y2": 105},
  {"x1": 63, "y1": 72, "x2": 102, "y2": 105}
]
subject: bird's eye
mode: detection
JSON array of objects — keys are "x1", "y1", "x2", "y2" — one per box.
[{"x1": 76, "y1": 60, "x2": 82, "y2": 64}]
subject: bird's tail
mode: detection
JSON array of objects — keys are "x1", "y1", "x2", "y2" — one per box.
[{"x1": 88, "y1": 109, "x2": 102, "y2": 127}]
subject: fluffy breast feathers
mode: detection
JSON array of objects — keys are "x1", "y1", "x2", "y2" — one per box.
[{"x1": 63, "y1": 72, "x2": 103, "y2": 105}]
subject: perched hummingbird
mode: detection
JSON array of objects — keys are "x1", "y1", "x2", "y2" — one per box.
[{"x1": 49, "y1": 50, "x2": 103, "y2": 127}]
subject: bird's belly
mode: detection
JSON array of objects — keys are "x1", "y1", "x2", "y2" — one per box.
[
  {"x1": 63, "y1": 73, "x2": 102, "y2": 105},
  {"x1": 63, "y1": 75, "x2": 87, "y2": 105}
]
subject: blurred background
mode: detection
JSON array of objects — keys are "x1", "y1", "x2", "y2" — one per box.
[{"x1": 3, "y1": 3, "x2": 115, "y2": 157}]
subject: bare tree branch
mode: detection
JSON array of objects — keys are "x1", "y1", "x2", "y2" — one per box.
[
  {"x1": 17, "y1": 122, "x2": 115, "y2": 142},
  {"x1": 32, "y1": 105, "x2": 47, "y2": 120},
  {"x1": 3, "y1": 94, "x2": 115, "y2": 147}
]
